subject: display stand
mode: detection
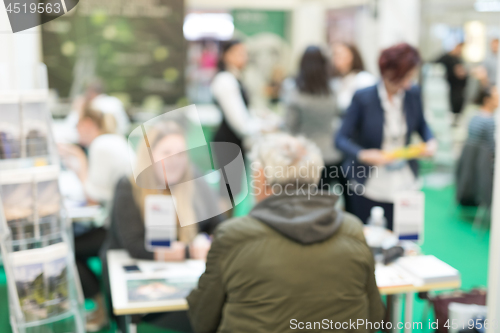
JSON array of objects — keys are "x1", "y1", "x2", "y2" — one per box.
[
  {"x1": 0, "y1": 89, "x2": 85, "y2": 333},
  {"x1": 0, "y1": 92, "x2": 59, "y2": 171},
  {"x1": 421, "y1": 63, "x2": 455, "y2": 167}
]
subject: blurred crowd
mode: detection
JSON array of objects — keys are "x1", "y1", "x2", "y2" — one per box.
[{"x1": 57, "y1": 37, "x2": 497, "y2": 332}]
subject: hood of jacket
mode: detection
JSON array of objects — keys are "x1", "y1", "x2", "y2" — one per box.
[{"x1": 248, "y1": 190, "x2": 343, "y2": 244}]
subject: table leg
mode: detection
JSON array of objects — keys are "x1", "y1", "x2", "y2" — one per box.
[
  {"x1": 392, "y1": 294, "x2": 402, "y2": 333},
  {"x1": 404, "y1": 292, "x2": 414, "y2": 333},
  {"x1": 118, "y1": 315, "x2": 135, "y2": 333}
]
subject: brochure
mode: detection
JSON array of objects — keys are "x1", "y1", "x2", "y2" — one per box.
[
  {"x1": 383, "y1": 143, "x2": 426, "y2": 160},
  {"x1": 0, "y1": 100, "x2": 22, "y2": 159},
  {"x1": 127, "y1": 277, "x2": 198, "y2": 302},
  {"x1": 1, "y1": 182, "x2": 35, "y2": 240},
  {"x1": 37, "y1": 179, "x2": 60, "y2": 216},
  {"x1": 22, "y1": 101, "x2": 50, "y2": 158},
  {"x1": 10, "y1": 242, "x2": 70, "y2": 322},
  {"x1": 125, "y1": 260, "x2": 205, "y2": 302},
  {"x1": 0, "y1": 166, "x2": 62, "y2": 240}
]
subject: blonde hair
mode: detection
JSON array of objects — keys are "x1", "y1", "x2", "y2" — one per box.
[
  {"x1": 132, "y1": 122, "x2": 198, "y2": 243},
  {"x1": 80, "y1": 99, "x2": 117, "y2": 134}
]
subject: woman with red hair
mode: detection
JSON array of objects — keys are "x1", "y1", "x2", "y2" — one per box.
[{"x1": 336, "y1": 43, "x2": 437, "y2": 230}]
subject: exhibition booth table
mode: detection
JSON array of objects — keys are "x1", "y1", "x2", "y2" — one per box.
[{"x1": 108, "y1": 248, "x2": 461, "y2": 333}]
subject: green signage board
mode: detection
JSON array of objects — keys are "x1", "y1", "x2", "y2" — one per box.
[{"x1": 232, "y1": 9, "x2": 289, "y2": 40}]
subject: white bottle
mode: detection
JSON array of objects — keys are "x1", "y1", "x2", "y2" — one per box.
[{"x1": 367, "y1": 206, "x2": 387, "y2": 229}]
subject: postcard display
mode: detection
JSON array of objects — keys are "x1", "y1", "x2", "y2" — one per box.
[{"x1": 0, "y1": 93, "x2": 85, "y2": 333}]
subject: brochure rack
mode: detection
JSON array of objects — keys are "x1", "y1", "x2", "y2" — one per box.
[
  {"x1": 0, "y1": 92, "x2": 59, "y2": 171},
  {"x1": 0, "y1": 91, "x2": 85, "y2": 333}
]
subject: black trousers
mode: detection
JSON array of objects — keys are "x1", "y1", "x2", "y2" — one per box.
[
  {"x1": 74, "y1": 226, "x2": 107, "y2": 299},
  {"x1": 346, "y1": 192, "x2": 394, "y2": 231}
]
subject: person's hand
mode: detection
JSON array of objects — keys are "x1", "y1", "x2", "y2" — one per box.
[
  {"x1": 260, "y1": 116, "x2": 280, "y2": 133},
  {"x1": 190, "y1": 234, "x2": 212, "y2": 261},
  {"x1": 58, "y1": 143, "x2": 86, "y2": 160},
  {"x1": 421, "y1": 139, "x2": 438, "y2": 157},
  {"x1": 58, "y1": 143, "x2": 88, "y2": 179},
  {"x1": 358, "y1": 149, "x2": 393, "y2": 166},
  {"x1": 154, "y1": 241, "x2": 186, "y2": 262},
  {"x1": 453, "y1": 64, "x2": 467, "y2": 80}
]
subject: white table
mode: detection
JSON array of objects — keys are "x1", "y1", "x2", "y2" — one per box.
[
  {"x1": 66, "y1": 205, "x2": 102, "y2": 222},
  {"x1": 108, "y1": 249, "x2": 460, "y2": 333},
  {"x1": 376, "y1": 262, "x2": 461, "y2": 333},
  {"x1": 108, "y1": 250, "x2": 205, "y2": 316}
]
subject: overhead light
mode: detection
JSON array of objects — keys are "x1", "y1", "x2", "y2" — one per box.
[
  {"x1": 183, "y1": 13, "x2": 234, "y2": 41},
  {"x1": 464, "y1": 21, "x2": 486, "y2": 63},
  {"x1": 475, "y1": 0, "x2": 500, "y2": 12}
]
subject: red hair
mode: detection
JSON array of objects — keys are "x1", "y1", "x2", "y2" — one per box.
[{"x1": 378, "y1": 43, "x2": 421, "y2": 83}]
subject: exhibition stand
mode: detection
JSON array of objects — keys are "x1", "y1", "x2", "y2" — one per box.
[{"x1": 0, "y1": 90, "x2": 85, "y2": 333}]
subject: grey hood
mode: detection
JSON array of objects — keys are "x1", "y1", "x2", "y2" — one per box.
[{"x1": 249, "y1": 190, "x2": 343, "y2": 244}]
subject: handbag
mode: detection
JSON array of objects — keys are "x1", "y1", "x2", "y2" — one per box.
[{"x1": 420, "y1": 289, "x2": 487, "y2": 333}]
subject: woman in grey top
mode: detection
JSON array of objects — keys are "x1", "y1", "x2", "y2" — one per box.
[{"x1": 284, "y1": 46, "x2": 342, "y2": 189}]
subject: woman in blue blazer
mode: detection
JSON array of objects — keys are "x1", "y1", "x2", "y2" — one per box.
[{"x1": 335, "y1": 43, "x2": 437, "y2": 230}]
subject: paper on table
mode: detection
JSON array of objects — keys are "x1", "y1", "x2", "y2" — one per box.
[
  {"x1": 375, "y1": 263, "x2": 416, "y2": 289},
  {"x1": 125, "y1": 260, "x2": 206, "y2": 303},
  {"x1": 121, "y1": 260, "x2": 206, "y2": 280},
  {"x1": 127, "y1": 277, "x2": 197, "y2": 302},
  {"x1": 395, "y1": 255, "x2": 460, "y2": 285},
  {"x1": 66, "y1": 205, "x2": 101, "y2": 219}
]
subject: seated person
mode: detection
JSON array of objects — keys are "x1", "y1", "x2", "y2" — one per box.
[
  {"x1": 101, "y1": 121, "x2": 224, "y2": 332},
  {"x1": 467, "y1": 86, "x2": 497, "y2": 151},
  {"x1": 63, "y1": 79, "x2": 131, "y2": 142},
  {"x1": 187, "y1": 133, "x2": 385, "y2": 333},
  {"x1": 59, "y1": 101, "x2": 132, "y2": 332},
  {"x1": 456, "y1": 86, "x2": 497, "y2": 206}
]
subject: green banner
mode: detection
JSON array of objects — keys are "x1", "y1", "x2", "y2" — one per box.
[
  {"x1": 232, "y1": 9, "x2": 288, "y2": 40},
  {"x1": 41, "y1": 0, "x2": 186, "y2": 105}
]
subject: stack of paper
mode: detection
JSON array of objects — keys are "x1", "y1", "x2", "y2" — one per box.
[
  {"x1": 375, "y1": 264, "x2": 416, "y2": 289},
  {"x1": 396, "y1": 255, "x2": 460, "y2": 285}
]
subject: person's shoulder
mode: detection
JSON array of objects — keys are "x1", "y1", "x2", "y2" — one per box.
[
  {"x1": 211, "y1": 71, "x2": 239, "y2": 97},
  {"x1": 336, "y1": 211, "x2": 367, "y2": 243},
  {"x1": 92, "y1": 133, "x2": 124, "y2": 144},
  {"x1": 406, "y1": 85, "x2": 422, "y2": 98},
  {"x1": 352, "y1": 84, "x2": 378, "y2": 103},
  {"x1": 212, "y1": 71, "x2": 237, "y2": 86},
  {"x1": 355, "y1": 71, "x2": 377, "y2": 87},
  {"x1": 212, "y1": 215, "x2": 270, "y2": 248},
  {"x1": 115, "y1": 176, "x2": 133, "y2": 191},
  {"x1": 471, "y1": 113, "x2": 494, "y2": 125},
  {"x1": 89, "y1": 134, "x2": 129, "y2": 158},
  {"x1": 92, "y1": 134, "x2": 126, "y2": 148},
  {"x1": 355, "y1": 84, "x2": 378, "y2": 95}
]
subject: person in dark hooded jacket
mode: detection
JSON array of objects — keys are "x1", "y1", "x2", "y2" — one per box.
[{"x1": 187, "y1": 133, "x2": 385, "y2": 333}]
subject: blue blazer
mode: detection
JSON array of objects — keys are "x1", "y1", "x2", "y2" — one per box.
[{"x1": 335, "y1": 84, "x2": 434, "y2": 184}]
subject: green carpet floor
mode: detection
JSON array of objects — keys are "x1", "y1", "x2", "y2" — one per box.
[{"x1": 0, "y1": 184, "x2": 489, "y2": 332}]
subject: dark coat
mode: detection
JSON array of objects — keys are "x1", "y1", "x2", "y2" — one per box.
[
  {"x1": 187, "y1": 191, "x2": 385, "y2": 333},
  {"x1": 335, "y1": 85, "x2": 434, "y2": 184}
]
